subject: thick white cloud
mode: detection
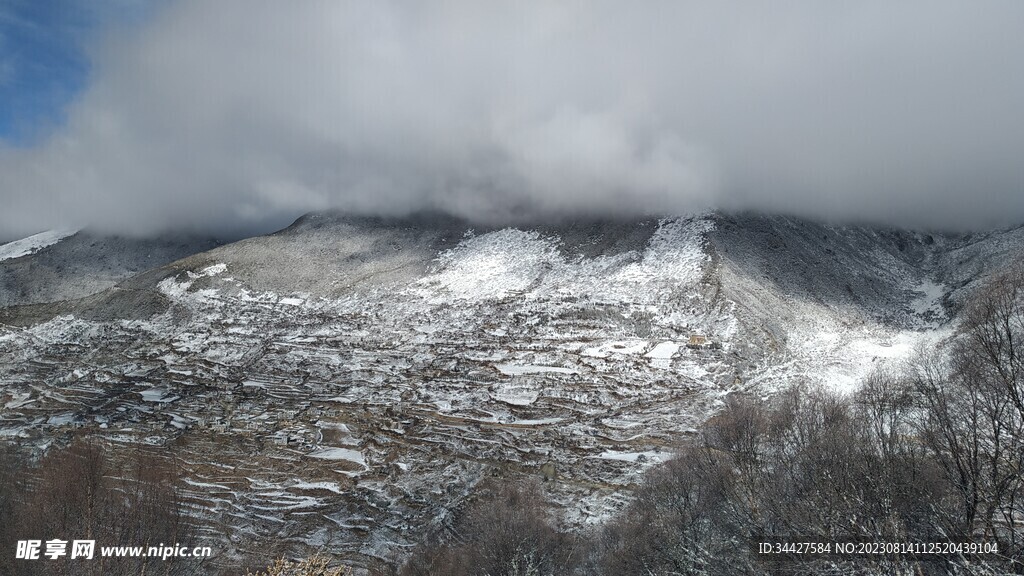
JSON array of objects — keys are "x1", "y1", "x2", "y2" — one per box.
[{"x1": 2, "y1": 0, "x2": 1024, "y2": 237}]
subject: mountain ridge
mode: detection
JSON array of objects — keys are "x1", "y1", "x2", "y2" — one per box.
[{"x1": 1, "y1": 210, "x2": 1022, "y2": 571}]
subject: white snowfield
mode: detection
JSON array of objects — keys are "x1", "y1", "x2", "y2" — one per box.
[
  {"x1": 307, "y1": 447, "x2": 368, "y2": 468},
  {"x1": 2, "y1": 212, "x2": 1018, "y2": 571},
  {"x1": 0, "y1": 229, "x2": 77, "y2": 261},
  {"x1": 412, "y1": 217, "x2": 712, "y2": 305}
]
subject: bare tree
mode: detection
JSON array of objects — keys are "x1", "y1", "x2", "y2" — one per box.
[
  {"x1": 0, "y1": 444, "x2": 28, "y2": 576},
  {"x1": 4, "y1": 439, "x2": 201, "y2": 576},
  {"x1": 596, "y1": 386, "x2": 957, "y2": 575},
  {"x1": 399, "y1": 479, "x2": 578, "y2": 576},
  {"x1": 912, "y1": 265, "x2": 1024, "y2": 569}
]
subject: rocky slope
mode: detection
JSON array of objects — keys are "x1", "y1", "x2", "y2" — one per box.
[
  {"x1": 0, "y1": 230, "x2": 220, "y2": 308},
  {"x1": 1, "y1": 212, "x2": 1021, "y2": 572}
]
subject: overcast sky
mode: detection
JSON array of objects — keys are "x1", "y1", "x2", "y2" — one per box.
[{"x1": 2, "y1": 0, "x2": 1024, "y2": 238}]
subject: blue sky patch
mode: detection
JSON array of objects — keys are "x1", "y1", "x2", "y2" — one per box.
[{"x1": 0, "y1": 0, "x2": 154, "y2": 145}]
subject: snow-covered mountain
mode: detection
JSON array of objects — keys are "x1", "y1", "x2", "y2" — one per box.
[
  {"x1": 0, "y1": 230, "x2": 79, "y2": 262},
  {"x1": 0, "y1": 230, "x2": 220, "y2": 309},
  {"x1": 1, "y1": 212, "x2": 1021, "y2": 572}
]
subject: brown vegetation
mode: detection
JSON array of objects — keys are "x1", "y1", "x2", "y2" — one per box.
[
  {"x1": 246, "y1": 553, "x2": 352, "y2": 576},
  {"x1": 398, "y1": 479, "x2": 579, "y2": 576},
  {"x1": 0, "y1": 440, "x2": 201, "y2": 576}
]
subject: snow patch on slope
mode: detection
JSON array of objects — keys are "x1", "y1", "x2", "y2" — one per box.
[
  {"x1": 615, "y1": 217, "x2": 712, "y2": 287},
  {"x1": 157, "y1": 263, "x2": 228, "y2": 299},
  {"x1": 0, "y1": 230, "x2": 77, "y2": 261},
  {"x1": 911, "y1": 279, "x2": 947, "y2": 327},
  {"x1": 411, "y1": 216, "x2": 713, "y2": 305},
  {"x1": 745, "y1": 316, "x2": 952, "y2": 395},
  {"x1": 308, "y1": 447, "x2": 367, "y2": 468},
  {"x1": 412, "y1": 229, "x2": 559, "y2": 302}
]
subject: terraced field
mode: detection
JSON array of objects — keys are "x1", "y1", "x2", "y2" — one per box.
[{"x1": 2, "y1": 212, "x2": 1014, "y2": 572}]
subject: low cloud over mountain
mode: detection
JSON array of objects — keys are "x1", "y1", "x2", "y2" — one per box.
[{"x1": 2, "y1": 0, "x2": 1024, "y2": 237}]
